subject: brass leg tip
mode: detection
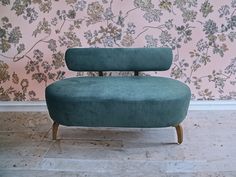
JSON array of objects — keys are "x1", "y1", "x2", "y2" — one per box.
[{"x1": 175, "y1": 124, "x2": 183, "y2": 144}]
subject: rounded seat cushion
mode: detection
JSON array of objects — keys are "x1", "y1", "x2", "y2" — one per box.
[{"x1": 46, "y1": 76, "x2": 191, "y2": 127}]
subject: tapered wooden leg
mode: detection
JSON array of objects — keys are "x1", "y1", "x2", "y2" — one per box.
[
  {"x1": 52, "y1": 122, "x2": 59, "y2": 140},
  {"x1": 175, "y1": 124, "x2": 183, "y2": 144}
]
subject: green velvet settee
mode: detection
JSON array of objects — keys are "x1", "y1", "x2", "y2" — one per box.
[{"x1": 45, "y1": 48, "x2": 191, "y2": 144}]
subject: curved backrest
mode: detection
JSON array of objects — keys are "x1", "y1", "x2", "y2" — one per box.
[{"x1": 65, "y1": 48, "x2": 173, "y2": 71}]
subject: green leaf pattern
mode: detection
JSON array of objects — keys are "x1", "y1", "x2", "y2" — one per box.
[{"x1": 0, "y1": 0, "x2": 236, "y2": 100}]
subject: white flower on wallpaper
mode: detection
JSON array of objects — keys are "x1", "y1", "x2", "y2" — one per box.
[{"x1": 0, "y1": 0, "x2": 236, "y2": 100}]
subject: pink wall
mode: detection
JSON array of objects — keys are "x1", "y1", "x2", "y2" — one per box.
[{"x1": 0, "y1": 0, "x2": 236, "y2": 101}]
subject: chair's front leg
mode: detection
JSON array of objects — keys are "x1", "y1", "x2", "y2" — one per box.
[
  {"x1": 52, "y1": 122, "x2": 59, "y2": 140},
  {"x1": 175, "y1": 124, "x2": 183, "y2": 144}
]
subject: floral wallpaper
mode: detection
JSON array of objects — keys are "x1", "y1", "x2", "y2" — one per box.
[{"x1": 0, "y1": 0, "x2": 236, "y2": 101}]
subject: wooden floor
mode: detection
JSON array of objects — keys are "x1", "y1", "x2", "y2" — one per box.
[{"x1": 0, "y1": 111, "x2": 236, "y2": 177}]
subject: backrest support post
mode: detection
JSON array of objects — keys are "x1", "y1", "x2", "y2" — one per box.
[{"x1": 99, "y1": 71, "x2": 103, "y2": 76}]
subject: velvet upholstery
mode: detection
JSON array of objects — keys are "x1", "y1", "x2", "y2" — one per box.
[
  {"x1": 65, "y1": 48, "x2": 172, "y2": 71},
  {"x1": 46, "y1": 76, "x2": 191, "y2": 127},
  {"x1": 46, "y1": 48, "x2": 191, "y2": 132}
]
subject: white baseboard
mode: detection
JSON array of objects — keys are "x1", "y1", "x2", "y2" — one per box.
[
  {"x1": 0, "y1": 101, "x2": 236, "y2": 112},
  {"x1": 0, "y1": 101, "x2": 47, "y2": 112},
  {"x1": 189, "y1": 101, "x2": 236, "y2": 110}
]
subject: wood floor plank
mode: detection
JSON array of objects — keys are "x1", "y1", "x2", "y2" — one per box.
[{"x1": 0, "y1": 111, "x2": 236, "y2": 176}]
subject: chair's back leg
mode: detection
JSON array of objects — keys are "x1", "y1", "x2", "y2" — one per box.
[
  {"x1": 52, "y1": 122, "x2": 59, "y2": 140},
  {"x1": 175, "y1": 124, "x2": 183, "y2": 144}
]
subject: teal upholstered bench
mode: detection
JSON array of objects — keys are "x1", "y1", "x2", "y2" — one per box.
[{"x1": 46, "y1": 48, "x2": 191, "y2": 144}]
